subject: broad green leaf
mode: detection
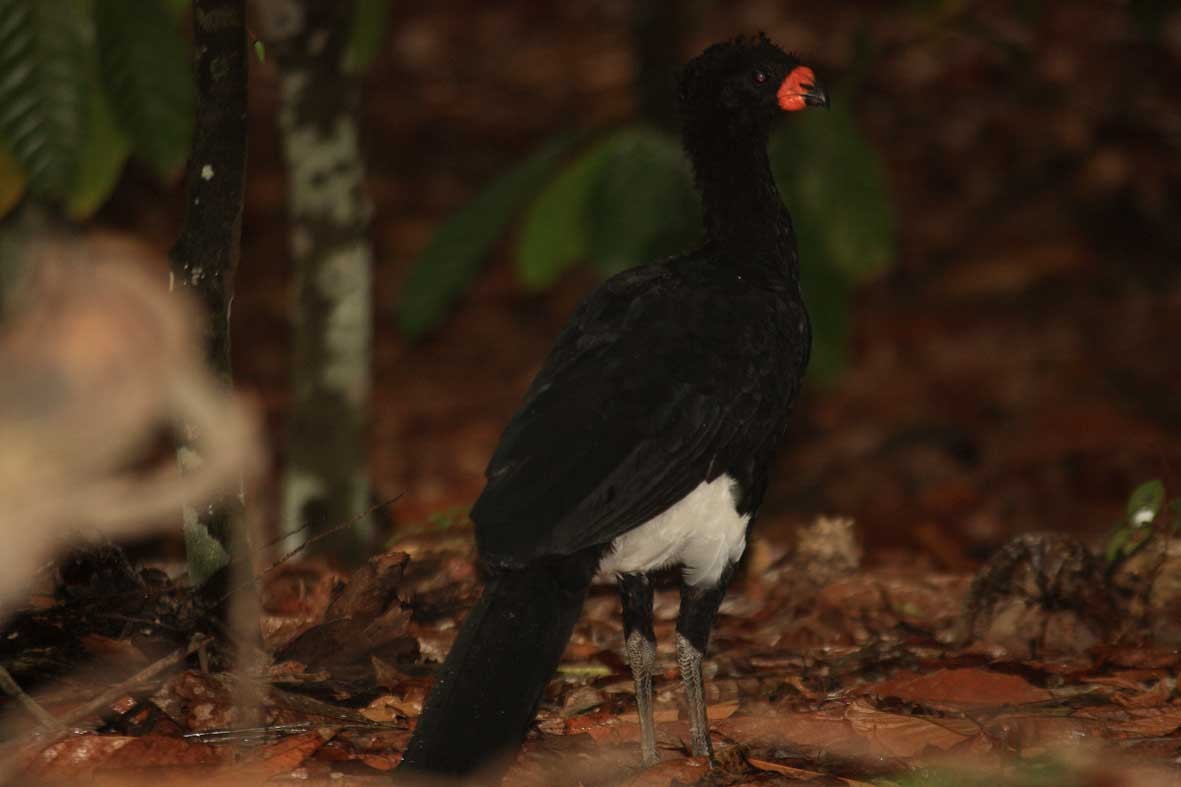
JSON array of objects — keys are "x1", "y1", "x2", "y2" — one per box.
[
  {"x1": 799, "y1": 251, "x2": 851, "y2": 384},
  {"x1": 515, "y1": 131, "x2": 620, "y2": 292},
  {"x1": 161, "y1": 0, "x2": 188, "y2": 20},
  {"x1": 1167, "y1": 499, "x2": 1181, "y2": 535},
  {"x1": 96, "y1": 0, "x2": 194, "y2": 181},
  {"x1": 1106, "y1": 480, "x2": 1169, "y2": 564},
  {"x1": 771, "y1": 96, "x2": 895, "y2": 283},
  {"x1": 398, "y1": 133, "x2": 579, "y2": 339},
  {"x1": 1104, "y1": 523, "x2": 1130, "y2": 565},
  {"x1": 0, "y1": 143, "x2": 25, "y2": 219},
  {"x1": 0, "y1": 0, "x2": 88, "y2": 198},
  {"x1": 1104, "y1": 517, "x2": 1156, "y2": 564},
  {"x1": 183, "y1": 518, "x2": 229, "y2": 587},
  {"x1": 66, "y1": 75, "x2": 130, "y2": 219},
  {"x1": 1127, "y1": 0, "x2": 1171, "y2": 42},
  {"x1": 1126, "y1": 478, "x2": 1165, "y2": 523},
  {"x1": 343, "y1": 0, "x2": 392, "y2": 74},
  {"x1": 586, "y1": 126, "x2": 700, "y2": 277}
]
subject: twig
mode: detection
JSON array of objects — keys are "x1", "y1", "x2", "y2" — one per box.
[
  {"x1": 53, "y1": 634, "x2": 208, "y2": 730},
  {"x1": 251, "y1": 492, "x2": 400, "y2": 557},
  {"x1": 211, "y1": 494, "x2": 402, "y2": 609},
  {"x1": 262, "y1": 494, "x2": 404, "y2": 574},
  {"x1": 0, "y1": 633, "x2": 208, "y2": 781},
  {"x1": 0, "y1": 666, "x2": 64, "y2": 733},
  {"x1": 183, "y1": 721, "x2": 313, "y2": 744}
]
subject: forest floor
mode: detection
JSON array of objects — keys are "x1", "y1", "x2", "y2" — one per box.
[
  {"x1": 3, "y1": 511, "x2": 1181, "y2": 785},
  {"x1": 5, "y1": 1, "x2": 1179, "y2": 785}
]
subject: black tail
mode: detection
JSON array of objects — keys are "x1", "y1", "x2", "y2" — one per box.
[{"x1": 398, "y1": 549, "x2": 601, "y2": 780}]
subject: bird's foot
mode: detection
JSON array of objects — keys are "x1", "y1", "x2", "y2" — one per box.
[
  {"x1": 625, "y1": 629, "x2": 660, "y2": 768},
  {"x1": 690, "y1": 733, "x2": 714, "y2": 762},
  {"x1": 677, "y1": 633, "x2": 715, "y2": 764}
]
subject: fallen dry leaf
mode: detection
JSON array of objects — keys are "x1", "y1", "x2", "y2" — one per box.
[
  {"x1": 159, "y1": 670, "x2": 237, "y2": 732},
  {"x1": 234, "y1": 728, "x2": 335, "y2": 779},
  {"x1": 868, "y1": 668, "x2": 1053, "y2": 709},
  {"x1": 360, "y1": 693, "x2": 421, "y2": 722},
  {"x1": 275, "y1": 552, "x2": 416, "y2": 680},
  {"x1": 1081, "y1": 707, "x2": 1181, "y2": 739},
  {"x1": 715, "y1": 703, "x2": 985, "y2": 762},
  {"x1": 1111, "y1": 680, "x2": 1172, "y2": 709},
  {"x1": 748, "y1": 756, "x2": 875, "y2": 786},
  {"x1": 30, "y1": 734, "x2": 221, "y2": 777},
  {"x1": 360, "y1": 752, "x2": 399, "y2": 770},
  {"x1": 564, "y1": 712, "x2": 644, "y2": 745},
  {"x1": 618, "y1": 756, "x2": 709, "y2": 787},
  {"x1": 844, "y1": 700, "x2": 982, "y2": 758},
  {"x1": 715, "y1": 711, "x2": 859, "y2": 754}
]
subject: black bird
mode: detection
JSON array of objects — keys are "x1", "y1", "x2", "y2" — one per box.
[{"x1": 399, "y1": 34, "x2": 827, "y2": 779}]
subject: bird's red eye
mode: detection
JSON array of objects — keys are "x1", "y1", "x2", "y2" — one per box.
[{"x1": 753, "y1": 69, "x2": 767, "y2": 84}]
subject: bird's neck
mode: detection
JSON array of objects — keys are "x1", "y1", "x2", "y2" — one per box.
[{"x1": 687, "y1": 128, "x2": 797, "y2": 276}]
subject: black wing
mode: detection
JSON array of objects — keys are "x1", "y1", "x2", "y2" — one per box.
[{"x1": 471, "y1": 258, "x2": 805, "y2": 566}]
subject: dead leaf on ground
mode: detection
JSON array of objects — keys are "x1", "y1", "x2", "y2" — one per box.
[
  {"x1": 868, "y1": 668, "x2": 1053, "y2": 709},
  {"x1": 29, "y1": 735, "x2": 221, "y2": 777},
  {"x1": 618, "y1": 755, "x2": 709, "y2": 787},
  {"x1": 275, "y1": 551, "x2": 416, "y2": 679},
  {"x1": 234, "y1": 728, "x2": 336, "y2": 779},
  {"x1": 715, "y1": 711, "x2": 863, "y2": 755},
  {"x1": 844, "y1": 700, "x2": 983, "y2": 758},
  {"x1": 360, "y1": 692, "x2": 422, "y2": 723},
  {"x1": 1074, "y1": 706, "x2": 1181, "y2": 739},
  {"x1": 1111, "y1": 680, "x2": 1172, "y2": 709},
  {"x1": 748, "y1": 756, "x2": 875, "y2": 786},
  {"x1": 155, "y1": 671, "x2": 237, "y2": 732}
]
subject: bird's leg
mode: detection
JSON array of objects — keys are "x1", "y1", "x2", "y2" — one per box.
[
  {"x1": 675, "y1": 571, "x2": 731, "y2": 762},
  {"x1": 619, "y1": 572, "x2": 658, "y2": 766}
]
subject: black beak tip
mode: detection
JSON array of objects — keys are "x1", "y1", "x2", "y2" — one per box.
[{"x1": 805, "y1": 86, "x2": 830, "y2": 110}]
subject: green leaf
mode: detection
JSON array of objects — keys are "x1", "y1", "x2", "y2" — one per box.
[
  {"x1": 253, "y1": 39, "x2": 265, "y2": 63},
  {"x1": 96, "y1": 0, "x2": 194, "y2": 181},
  {"x1": 161, "y1": 0, "x2": 188, "y2": 20},
  {"x1": 343, "y1": 0, "x2": 392, "y2": 74},
  {"x1": 1104, "y1": 523, "x2": 1131, "y2": 565},
  {"x1": 1105, "y1": 519, "x2": 1155, "y2": 564},
  {"x1": 799, "y1": 251, "x2": 851, "y2": 384},
  {"x1": 1126, "y1": 479, "x2": 1165, "y2": 523},
  {"x1": 0, "y1": 0, "x2": 89, "y2": 198},
  {"x1": 66, "y1": 75, "x2": 129, "y2": 219},
  {"x1": 771, "y1": 96, "x2": 896, "y2": 284},
  {"x1": 398, "y1": 133, "x2": 579, "y2": 339},
  {"x1": 515, "y1": 131, "x2": 619, "y2": 291},
  {"x1": 1166, "y1": 499, "x2": 1181, "y2": 536},
  {"x1": 1127, "y1": 0, "x2": 1171, "y2": 42},
  {"x1": 586, "y1": 126, "x2": 700, "y2": 278},
  {"x1": 1106, "y1": 480, "x2": 1169, "y2": 564},
  {"x1": 0, "y1": 143, "x2": 25, "y2": 218},
  {"x1": 183, "y1": 518, "x2": 229, "y2": 587}
]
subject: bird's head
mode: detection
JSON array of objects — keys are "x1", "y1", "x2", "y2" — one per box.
[{"x1": 677, "y1": 34, "x2": 828, "y2": 140}]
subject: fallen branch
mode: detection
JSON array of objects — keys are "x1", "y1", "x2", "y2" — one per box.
[
  {"x1": 0, "y1": 666, "x2": 63, "y2": 734},
  {"x1": 55, "y1": 634, "x2": 210, "y2": 731}
]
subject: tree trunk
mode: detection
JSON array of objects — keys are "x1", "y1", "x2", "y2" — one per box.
[
  {"x1": 169, "y1": 0, "x2": 249, "y2": 585},
  {"x1": 259, "y1": 0, "x2": 375, "y2": 563}
]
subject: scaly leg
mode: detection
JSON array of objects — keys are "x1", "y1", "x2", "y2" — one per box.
[
  {"x1": 675, "y1": 570, "x2": 732, "y2": 761},
  {"x1": 619, "y1": 573, "x2": 658, "y2": 766}
]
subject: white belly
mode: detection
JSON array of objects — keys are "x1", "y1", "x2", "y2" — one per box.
[{"x1": 598, "y1": 474, "x2": 749, "y2": 588}]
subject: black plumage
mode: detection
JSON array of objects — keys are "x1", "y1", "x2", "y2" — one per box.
[{"x1": 399, "y1": 34, "x2": 826, "y2": 779}]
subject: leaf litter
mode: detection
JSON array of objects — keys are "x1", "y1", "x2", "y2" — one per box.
[{"x1": 3, "y1": 516, "x2": 1181, "y2": 786}]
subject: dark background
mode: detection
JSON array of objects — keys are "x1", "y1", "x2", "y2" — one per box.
[{"x1": 105, "y1": 0, "x2": 1181, "y2": 565}]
